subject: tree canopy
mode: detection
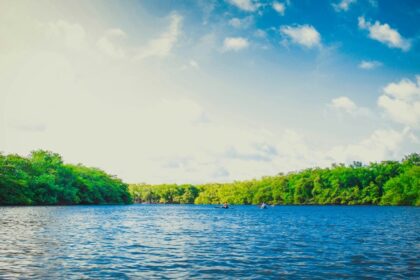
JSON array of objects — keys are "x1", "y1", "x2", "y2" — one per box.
[
  {"x1": 1, "y1": 151, "x2": 418, "y2": 206},
  {"x1": 130, "y1": 154, "x2": 420, "y2": 206},
  {"x1": 0, "y1": 150, "x2": 132, "y2": 205}
]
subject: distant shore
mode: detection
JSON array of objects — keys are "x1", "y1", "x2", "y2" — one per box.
[
  {"x1": 129, "y1": 154, "x2": 419, "y2": 207},
  {"x1": 1, "y1": 151, "x2": 419, "y2": 206}
]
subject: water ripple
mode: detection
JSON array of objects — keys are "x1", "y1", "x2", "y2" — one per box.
[{"x1": 0, "y1": 205, "x2": 419, "y2": 279}]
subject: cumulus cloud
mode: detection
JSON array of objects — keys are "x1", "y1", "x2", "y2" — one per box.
[
  {"x1": 330, "y1": 96, "x2": 357, "y2": 112},
  {"x1": 329, "y1": 96, "x2": 371, "y2": 117},
  {"x1": 136, "y1": 13, "x2": 183, "y2": 59},
  {"x1": 227, "y1": 0, "x2": 259, "y2": 12},
  {"x1": 358, "y1": 17, "x2": 410, "y2": 51},
  {"x1": 228, "y1": 16, "x2": 253, "y2": 28},
  {"x1": 96, "y1": 28, "x2": 126, "y2": 58},
  {"x1": 378, "y1": 76, "x2": 420, "y2": 127},
  {"x1": 328, "y1": 128, "x2": 415, "y2": 163},
  {"x1": 358, "y1": 60, "x2": 382, "y2": 70},
  {"x1": 272, "y1": 2, "x2": 286, "y2": 15},
  {"x1": 223, "y1": 37, "x2": 249, "y2": 51},
  {"x1": 2, "y1": 3, "x2": 417, "y2": 185},
  {"x1": 280, "y1": 25, "x2": 321, "y2": 48},
  {"x1": 332, "y1": 0, "x2": 356, "y2": 12}
]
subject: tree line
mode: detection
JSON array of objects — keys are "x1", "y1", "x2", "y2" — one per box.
[
  {"x1": 129, "y1": 154, "x2": 419, "y2": 206},
  {"x1": 0, "y1": 150, "x2": 132, "y2": 205},
  {"x1": 1, "y1": 151, "x2": 418, "y2": 206}
]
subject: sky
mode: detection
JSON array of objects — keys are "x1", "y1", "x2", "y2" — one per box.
[{"x1": 0, "y1": 0, "x2": 419, "y2": 184}]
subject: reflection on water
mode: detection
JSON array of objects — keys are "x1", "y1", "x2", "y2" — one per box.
[{"x1": 0, "y1": 205, "x2": 419, "y2": 279}]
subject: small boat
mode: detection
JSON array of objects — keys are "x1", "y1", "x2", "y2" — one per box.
[
  {"x1": 260, "y1": 203, "x2": 267, "y2": 209},
  {"x1": 215, "y1": 203, "x2": 229, "y2": 209}
]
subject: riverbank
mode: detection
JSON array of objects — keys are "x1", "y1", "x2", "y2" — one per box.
[
  {"x1": 0, "y1": 150, "x2": 132, "y2": 206},
  {"x1": 130, "y1": 154, "x2": 420, "y2": 206},
  {"x1": 1, "y1": 151, "x2": 418, "y2": 206}
]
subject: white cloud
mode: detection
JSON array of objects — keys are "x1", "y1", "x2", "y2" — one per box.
[
  {"x1": 358, "y1": 60, "x2": 382, "y2": 70},
  {"x1": 228, "y1": 0, "x2": 259, "y2": 12},
  {"x1": 329, "y1": 96, "x2": 371, "y2": 117},
  {"x1": 378, "y1": 76, "x2": 420, "y2": 127},
  {"x1": 272, "y1": 2, "x2": 286, "y2": 15},
  {"x1": 136, "y1": 13, "x2": 183, "y2": 59},
  {"x1": 225, "y1": 143, "x2": 277, "y2": 162},
  {"x1": 100, "y1": 97, "x2": 417, "y2": 182},
  {"x1": 368, "y1": 0, "x2": 378, "y2": 8},
  {"x1": 96, "y1": 28, "x2": 126, "y2": 58},
  {"x1": 358, "y1": 17, "x2": 410, "y2": 51},
  {"x1": 189, "y1": 59, "x2": 199, "y2": 69},
  {"x1": 43, "y1": 20, "x2": 86, "y2": 50},
  {"x1": 328, "y1": 128, "x2": 415, "y2": 163},
  {"x1": 254, "y1": 29, "x2": 267, "y2": 38},
  {"x1": 280, "y1": 25, "x2": 321, "y2": 48},
  {"x1": 228, "y1": 16, "x2": 253, "y2": 28},
  {"x1": 180, "y1": 59, "x2": 200, "y2": 71},
  {"x1": 223, "y1": 37, "x2": 249, "y2": 51},
  {"x1": 330, "y1": 96, "x2": 357, "y2": 112},
  {"x1": 1, "y1": 3, "x2": 418, "y2": 185},
  {"x1": 229, "y1": 18, "x2": 242, "y2": 28},
  {"x1": 332, "y1": 0, "x2": 356, "y2": 12}
]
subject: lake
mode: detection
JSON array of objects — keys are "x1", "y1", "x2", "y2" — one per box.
[{"x1": 0, "y1": 205, "x2": 419, "y2": 279}]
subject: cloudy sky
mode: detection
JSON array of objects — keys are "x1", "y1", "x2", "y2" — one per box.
[{"x1": 1, "y1": 0, "x2": 419, "y2": 183}]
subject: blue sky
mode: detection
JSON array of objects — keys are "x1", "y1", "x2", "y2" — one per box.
[{"x1": 0, "y1": 0, "x2": 419, "y2": 183}]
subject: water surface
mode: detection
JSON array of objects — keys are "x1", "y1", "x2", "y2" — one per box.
[{"x1": 0, "y1": 205, "x2": 419, "y2": 279}]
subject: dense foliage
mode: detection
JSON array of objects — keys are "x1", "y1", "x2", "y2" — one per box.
[
  {"x1": 129, "y1": 154, "x2": 420, "y2": 206},
  {"x1": 1, "y1": 151, "x2": 418, "y2": 206},
  {"x1": 0, "y1": 150, "x2": 132, "y2": 205}
]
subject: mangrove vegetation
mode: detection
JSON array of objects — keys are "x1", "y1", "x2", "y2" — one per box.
[
  {"x1": 0, "y1": 150, "x2": 132, "y2": 205},
  {"x1": 129, "y1": 154, "x2": 420, "y2": 206},
  {"x1": 1, "y1": 150, "x2": 419, "y2": 206}
]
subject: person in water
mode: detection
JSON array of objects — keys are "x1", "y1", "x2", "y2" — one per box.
[
  {"x1": 260, "y1": 202, "x2": 267, "y2": 209},
  {"x1": 222, "y1": 202, "x2": 229, "y2": 209}
]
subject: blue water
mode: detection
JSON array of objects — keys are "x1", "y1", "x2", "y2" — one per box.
[{"x1": 0, "y1": 205, "x2": 419, "y2": 279}]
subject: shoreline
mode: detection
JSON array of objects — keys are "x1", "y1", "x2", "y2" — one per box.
[{"x1": 1, "y1": 203, "x2": 418, "y2": 207}]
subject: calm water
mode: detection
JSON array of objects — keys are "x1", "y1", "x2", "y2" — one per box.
[{"x1": 0, "y1": 205, "x2": 419, "y2": 279}]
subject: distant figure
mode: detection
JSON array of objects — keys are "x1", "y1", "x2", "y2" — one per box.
[
  {"x1": 260, "y1": 202, "x2": 267, "y2": 209},
  {"x1": 222, "y1": 202, "x2": 229, "y2": 209}
]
